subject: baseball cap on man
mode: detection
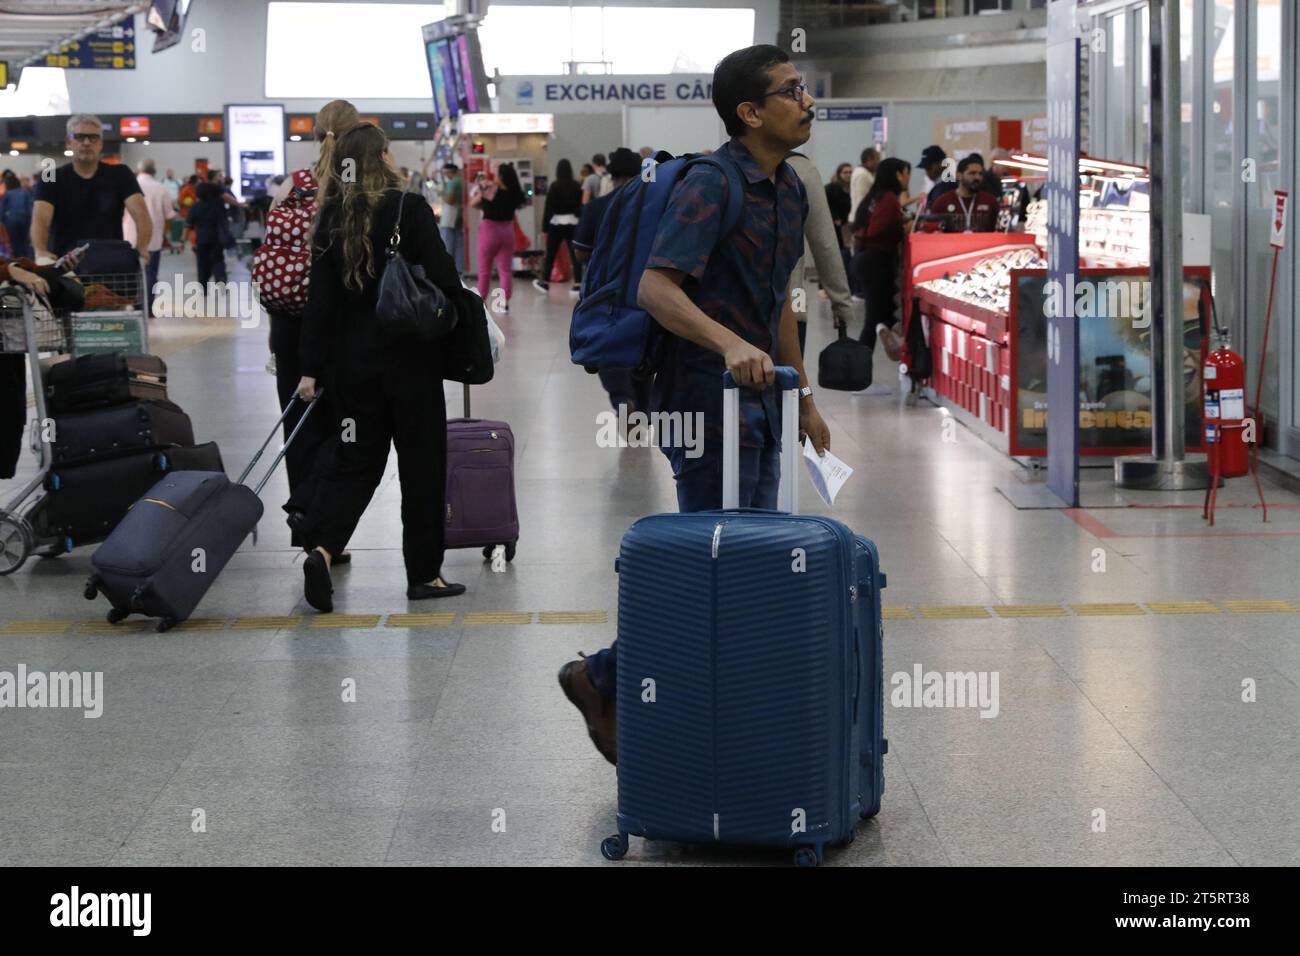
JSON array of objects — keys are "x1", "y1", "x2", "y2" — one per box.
[{"x1": 918, "y1": 145, "x2": 947, "y2": 167}]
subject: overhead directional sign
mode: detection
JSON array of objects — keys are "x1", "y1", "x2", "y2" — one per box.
[{"x1": 45, "y1": 23, "x2": 137, "y2": 70}]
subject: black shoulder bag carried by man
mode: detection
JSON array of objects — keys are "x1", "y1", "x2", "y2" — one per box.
[{"x1": 376, "y1": 190, "x2": 456, "y2": 344}]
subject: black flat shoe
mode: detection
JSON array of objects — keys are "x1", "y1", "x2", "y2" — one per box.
[
  {"x1": 406, "y1": 580, "x2": 466, "y2": 600},
  {"x1": 303, "y1": 550, "x2": 334, "y2": 612}
]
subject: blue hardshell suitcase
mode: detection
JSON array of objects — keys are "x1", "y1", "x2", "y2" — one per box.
[
  {"x1": 603, "y1": 369, "x2": 886, "y2": 867},
  {"x1": 85, "y1": 396, "x2": 320, "y2": 632}
]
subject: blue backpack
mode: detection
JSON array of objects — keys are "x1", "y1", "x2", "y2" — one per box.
[{"x1": 569, "y1": 152, "x2": 744, "y2": 373}]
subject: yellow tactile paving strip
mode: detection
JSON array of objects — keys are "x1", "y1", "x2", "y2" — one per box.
[
  {"x1": 539, "y1": 611, "x2": 608, "y2": 625},
  {"x1": 1220, "y1": 600, "x2": 1295, "y2": 614},
  {"x1": 308, "y1": 614, "x2": 382, "y2": 630},
  {"x1": 1146, "y1": 601, "x2": 1221, "y2": 615},
  {"x1": 464, "y1": 612, "x2": 533, "y2": 625},
  {"x1": 1, "y1": 620, "x2": 70, "y2": 634},
  {"x1": 1071, "y1": 603, "x2": 1146, "y2": 616},
  {"x1": 386, "y1": 612, "x2": 456, "y2": 628},
  {"x1": 3, "y1": 601, "x2": 1299, "y2": 634},
  {"x1": 918, "y1": 605, "x2": 991, "y2": 620},
  {"x1": 994, "y1": 604, "x2": 1071, "y2": 618}
]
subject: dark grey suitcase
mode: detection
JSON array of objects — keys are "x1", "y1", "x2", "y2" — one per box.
[
  {"x1": 45, "y1": 352, "x2": 168, "y2": 413},
  {"x1": 43, "y1": 449, "x2": 168, "y2": 546},
  {"x1": 86, "y1": 396, "x2": 319, "y2": 631},
  {"x1": 52, "y1": 400, "x2": 194, "y2": 465},
  {"x1": 158, "y1": 441, "x2": 225, "y2": 474},
  {"x1": 40, "y1": 441, "x2": 226, "y2": 549}
]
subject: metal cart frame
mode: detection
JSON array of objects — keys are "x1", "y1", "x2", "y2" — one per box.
[{"x1": 0, "y1": 265, "x2": 151, "y2": 574}]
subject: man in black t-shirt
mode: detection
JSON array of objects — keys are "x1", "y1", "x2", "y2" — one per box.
[{"x1": 32, "y1": 113, "x2": 150, "y2": 261}]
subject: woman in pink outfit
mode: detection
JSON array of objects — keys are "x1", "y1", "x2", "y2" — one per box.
[{"x1": 469, "y1": 162, "x2": 526, "y2": 312}]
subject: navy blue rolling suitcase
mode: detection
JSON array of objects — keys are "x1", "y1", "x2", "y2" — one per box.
[
  {"x1": 603, "y1": 369, "x2": 886, "y2": 867},
  {"x1": 85, "y1": 395, "x2": 320, "y2": 631},
  {"x1": 52, "y1": 399, "x2": 194, "y2": 465}
]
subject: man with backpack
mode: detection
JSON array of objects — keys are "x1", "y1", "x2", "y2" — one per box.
[
  {"x1": 572, "y1": 147, "x2": 648, "y2": 415},
  {"x1": 560, "y1": 44, "x2": 831, "y2": 764}
]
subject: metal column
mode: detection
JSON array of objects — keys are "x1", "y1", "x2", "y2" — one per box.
[{"x1": 1115, "y1": 0, "x2": 1210, "y2": 489}]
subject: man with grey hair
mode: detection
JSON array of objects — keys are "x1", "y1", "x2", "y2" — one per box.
[
  {"x1": 32, "y1": 113, "x2": 150, "y2": 264},
  {"x1": 124, "y1": 158, "x2": 173, "y2": 313}
]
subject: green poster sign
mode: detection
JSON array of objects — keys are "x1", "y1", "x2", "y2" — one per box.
[{"x1": 71, "y1": 312, "x2": 146, "y2": 356}]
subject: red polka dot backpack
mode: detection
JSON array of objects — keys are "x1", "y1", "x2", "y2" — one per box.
[{"x1": 252, "y1": 167, "x2": 317, "y2": 316}]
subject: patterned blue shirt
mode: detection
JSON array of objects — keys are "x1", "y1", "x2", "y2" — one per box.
[{"x1": 647, "y1": 138, "x2": 808, "y2": 449}]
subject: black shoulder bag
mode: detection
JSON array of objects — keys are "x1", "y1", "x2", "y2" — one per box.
[{"x1": 376, "y1": 190, "x2": 456, "y2": 344}]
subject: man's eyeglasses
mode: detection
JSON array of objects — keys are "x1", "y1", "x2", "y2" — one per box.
[
  {"x1": 758, "y1": 82, "x2": 808, "y2": 104},
  {"x1": 71, "y1": 133, "x2": 102, "y2": 143}
]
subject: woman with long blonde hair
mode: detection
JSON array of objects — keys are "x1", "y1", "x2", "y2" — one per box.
[
  {"x1": 259, "y1": 98, "x2": 360, "y2": 550},
  {"x1": 293, "y1": 123, "x2": 466, "y2": 611}
]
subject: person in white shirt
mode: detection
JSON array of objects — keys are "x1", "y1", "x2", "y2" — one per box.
[
  {"x1": 582, "y1": 153, "x2": 609, "y2": 204},
  {"x1": 847, "y1": 147, "x2": 879, "y2": 226},
  {"x1": 122, "y1": 159, "x2": 173, "y2": 316},
  {"x1": 161, "y1": 168, "x2": 181, "y2": 204}
]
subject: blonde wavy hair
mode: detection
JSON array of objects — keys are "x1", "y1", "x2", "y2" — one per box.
[
  {"x1": 312, "y1": 99, "x2": 361, "y2": 184},
  {"x1": 315, "y1": 122, "x2": 402, "y2": 293}
]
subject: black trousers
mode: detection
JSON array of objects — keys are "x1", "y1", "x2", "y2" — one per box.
[
  {"x1": 541, "y1": 225, "x2": 582, "y2": 285},
  {"x1": 268, "y1": 309, "x2": 337, "y2": 518},
  {"x1": 304, "y1": 365, "x2": 448, "y2": 586},
  {"x1": 145, "y1": 250, "x2": 162, "y2": 315},
  {"x1": 854, "y1": 249, "x2": 897, "y2": 351},
  {"x1": 0, "y1": 353, "x2": 25, "y2": 480},
  {"x1": 195, "y1": 242, "x2": 227, "y2": 285}
]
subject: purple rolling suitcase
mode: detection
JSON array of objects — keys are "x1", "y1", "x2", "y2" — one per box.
[
  {"x1": 86, "y1": 396, "x2": 320, "y2": 631},
  {"x1": 602, "y1": 368, "x2": 886, "y2": 867},
  {"x1": 445, "y1": 384, "x2": 519, "y2": 561}
]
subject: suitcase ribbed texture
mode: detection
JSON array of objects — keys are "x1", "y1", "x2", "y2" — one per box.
[
  {"x1": 616, "y1": 518, "x2": 716, "y2": 841},
  {"x1": 616, "y1": 514, "x2": 859, "y2": 849}
]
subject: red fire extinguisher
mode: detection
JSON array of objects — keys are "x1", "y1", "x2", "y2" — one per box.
[
  {"x1": 1203, "y1": 344, "x2": 1249, "y2": 479},
  {"x1": 1200, "y1": 281, "x2": 1267, "y2": 526}
]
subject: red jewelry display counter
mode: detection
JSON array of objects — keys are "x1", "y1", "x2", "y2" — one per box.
[{"x1": 904, "y1": 232, "x2": 1210, "y2": 459}]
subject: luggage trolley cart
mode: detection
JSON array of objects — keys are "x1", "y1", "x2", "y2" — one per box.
[
  {"x1": 0, "y1": 289, "x2": 72, "y2": 574},
  {"x1": 70, "y1": 262, "x2": 153, "y2": 353},
  {"x1": 0, "y1": 262, "x2": 152, "y2": 574}
]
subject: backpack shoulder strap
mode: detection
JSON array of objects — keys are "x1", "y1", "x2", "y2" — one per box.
[{"x1": 681, "y1": 153, "x2": 745, "y2": 239}]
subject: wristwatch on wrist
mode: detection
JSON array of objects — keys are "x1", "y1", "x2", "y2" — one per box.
[{"x1": 799, "y1": 385, "x2": 813, "y2": 402}]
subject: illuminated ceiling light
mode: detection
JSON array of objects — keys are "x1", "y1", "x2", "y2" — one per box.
[
  {"x1": 125, "y1": 137, "x2": 137, "y2": 143},
  {"x1": 7, "y1": 149, "x2": 17, "y2": 157},
  {"x1": 1078, "y1": 155, "x2": 1148, "y2": 175},
  {"x1": 994, "y1": 157, "x2": 1050, "y2": 172},
  {"x1": 289, "y1": 134, "x2": 302, "y2": 141},
  {"x1": 199, "y1": 136, "x2": 210, "y2": 142},
  {"x1": 64, "y1": 149, "x2": 74, "y2": 156},
  {"x1": 142, "y1": 140, "x2": 150, "y2": 145}
]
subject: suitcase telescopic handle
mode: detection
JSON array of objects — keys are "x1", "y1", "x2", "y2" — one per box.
[
  {"x1": 238, "y1": 392, "x2": 323, "y2": 494},
  {"x1": 722, "y1": 367, "x2": 801, "y2": 514}
]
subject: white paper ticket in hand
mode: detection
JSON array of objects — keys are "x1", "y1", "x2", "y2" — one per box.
[{"x1": 802, "y1": 436, "x2": 854, "y2": 505}]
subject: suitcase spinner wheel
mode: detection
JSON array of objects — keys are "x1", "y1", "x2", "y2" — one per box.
[
  {"x1": 481, "y1": 541, "x2": 517, "y2": 562},
  {"x1": 0, "y1": 512, "x2": 34, "y2": 575},
  {"x1": 794, "y1": 846, "x2": 821, "y2": 868},
  {"x1": 600, "y1": 834, "x2": 628, "y2": 861}
]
